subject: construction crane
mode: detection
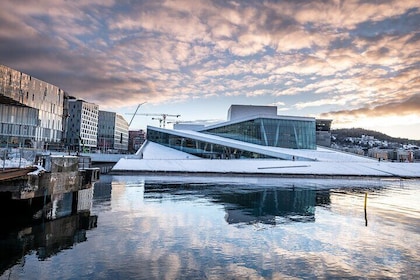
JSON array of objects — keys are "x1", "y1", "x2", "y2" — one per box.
[
  {"x1": 128, "y1": 102, "x2": 147, "y2": 127},
  {"x1": 151, "y1": 116, "x2": 182, "y2": 128},
  {"x1": 151, "y1": 117, "x2": 164, "y2": 127},
  {"x1": 126, "y1": 105, "x2": 180, "y2": 128},
  {"x1": 144, "y1": 113, "x2": 180, "y2": 128}
]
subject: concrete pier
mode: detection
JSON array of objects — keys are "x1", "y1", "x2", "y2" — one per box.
[{"x1": 0, "y1": 155, "x2": 99, "y2": 200}]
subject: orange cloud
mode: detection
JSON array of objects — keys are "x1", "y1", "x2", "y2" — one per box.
[{"x1": 321, "y1": 93, "x2": 420, "y2": 120}]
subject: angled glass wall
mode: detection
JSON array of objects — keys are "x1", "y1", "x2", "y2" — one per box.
[
  {"x1": 147, "y1": 128, "x2": 277, "y2": 159},
  {"x1": 202, "y1": 118, "x2": 316, "y2": 149}
]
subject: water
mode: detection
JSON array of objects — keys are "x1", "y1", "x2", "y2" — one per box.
[{"x1": 1, "y1": 175, "x2": 419, "y2": 279}]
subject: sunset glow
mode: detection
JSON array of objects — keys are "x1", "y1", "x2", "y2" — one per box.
[{"x1": 1, "y1": 0, "x2": 419, "y2": 139}]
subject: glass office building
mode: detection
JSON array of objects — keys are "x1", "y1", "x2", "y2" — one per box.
[{"x1": 0, "y1": 64, "x2": 65, "y2": 148}]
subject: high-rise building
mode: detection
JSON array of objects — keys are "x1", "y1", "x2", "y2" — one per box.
[
  {"x1": 97, "y1": 110, "x2": 129, "y2": 153},
  {"x1": 66, "y1": 99, "x2": 99, "y2": 152},
  {"x1": 0, "y1": 64, "x2": 65, "y2": 148}
]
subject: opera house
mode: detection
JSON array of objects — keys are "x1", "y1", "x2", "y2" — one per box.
[{"x1": 112, "y1": 105, "x2": 420, "y2": 178}]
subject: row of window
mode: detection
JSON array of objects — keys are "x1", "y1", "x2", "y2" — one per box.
[
  {"x1": 1, "y1": 66, "x2": 64, "y2": 108},
  {"x1": 0, "y1": 105, "x2": 38, "y2": 125},
  {"x1": 0, "y1": 123, "x2": 36, "y2": 137}
]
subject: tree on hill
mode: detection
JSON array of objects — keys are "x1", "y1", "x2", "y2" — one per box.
[{"x1": 331, "y1": 128, "x2": 420, "y2": 146}]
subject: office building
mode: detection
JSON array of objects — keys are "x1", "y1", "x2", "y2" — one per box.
[
  {"x1": 97, "y1": 110, "x2": 129, "y2": 153},
  {"x1": 66, "y1": 99, "x2": 98, "y2": 152},
  {"x1": 0, "y1": 64, "x2": 65, "y2": 148}
]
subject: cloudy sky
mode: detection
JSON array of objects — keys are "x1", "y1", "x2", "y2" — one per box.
[{"x1": 1, "y1": 0, "x2": 419, "y2": 139}]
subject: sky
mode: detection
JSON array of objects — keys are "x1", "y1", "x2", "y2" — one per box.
[{"x1": 0, "y1": 0, "x2": 419, "y2": 139}]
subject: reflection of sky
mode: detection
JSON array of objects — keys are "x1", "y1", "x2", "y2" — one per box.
[{"x1": 4, "y1": 178, "x2": 420, "y2": 279}]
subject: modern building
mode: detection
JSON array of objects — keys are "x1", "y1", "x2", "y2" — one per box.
[
  {"x1": 112, "y1": 105, "x2": 420, "y2": 178},
  {"x1": 128, "y1": 129, "x2": 146, "y2": 153},
  {"x1": 97, "y1": 110, "x2": 129, "y2": 153},
  {"x1": 65, "y1": 98, "x2": 99, "y2": 153},
  {"x1": 0, "y1": 64, "x2": 65, "y2": 148},
  {"x1": 316, "y1": 119, "x2": 333, "y2": 147},
  {"x1": 146, "y1": 105, "x2": 318, "y2": 160}
]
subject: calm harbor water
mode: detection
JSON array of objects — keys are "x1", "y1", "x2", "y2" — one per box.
[{"x1": 1, "y1": 175, "x2": 419, "y2": 279}]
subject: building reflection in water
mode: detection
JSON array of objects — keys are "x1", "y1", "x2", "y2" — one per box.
[
  {"x1": 143, "y1": 182, "x2": 331, "y2": 225},
  {"x1": 0, "y1": 187, "x2": 97, "y2": 275},
  {"x1": 92, "y1": 175, "x2": 113, "y2": 209},
  {"x1": 216, "y1": 188, "x2": 316, "y2": 224}
]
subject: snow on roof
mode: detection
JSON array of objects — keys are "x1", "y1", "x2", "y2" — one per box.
[
  {"x1": 112, "y1": 156, "x2": 420, "y2": 178},
  {"x1": 146, "y1": 126, "x2": 374, "y2": 162},
  {"x1": 112, "y1": 142, "x2": 420, "y2": 178},
  {"x1": 140, "y1": 141, "x2": 200, "y2": 159}
]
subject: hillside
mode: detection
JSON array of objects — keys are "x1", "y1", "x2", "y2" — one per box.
[{"x1": 331, "y1": 128, "x2": 420, "y2": 146}]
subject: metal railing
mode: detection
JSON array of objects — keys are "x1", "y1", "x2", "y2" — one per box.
[{"x1": 1, "y1": 148, "x2": 38, "y2": 170}]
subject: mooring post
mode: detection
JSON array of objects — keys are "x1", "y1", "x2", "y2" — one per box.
[
  {"x1": 2, "y1": 150, "x2": 5, "y2": 171},
  {"x1": 364, "y1": 193, "x2": 368, "y2": 227},
  {"x1": 19, "y1": 147, "x2": 22, "y2": 168},
  {"x1": 72, "y1": 191, "x2": 79, "y2": 214},
  {"x1": 42, "y1": 188, "x2": 48, "y2": 221}
]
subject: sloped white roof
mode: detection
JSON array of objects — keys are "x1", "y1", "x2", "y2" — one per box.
[
  {"x1": 112, "y1": 143, "x2": 420, "y2": 178},
  {"x1": 112, "y1": 126, "x2": 420, "y2": 178},
  {"x1": 146, "y1": 126, "x2": 374, "y2": 162},
  {"x1": 139, "y1": 140, "x2": 200, "y2": 159}
]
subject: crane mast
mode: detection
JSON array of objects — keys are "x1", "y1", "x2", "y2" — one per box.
[{"x1": 128, "y1": 102, "x2": 147, "y2": 127}]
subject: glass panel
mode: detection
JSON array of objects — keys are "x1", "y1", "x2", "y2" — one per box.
[
  {"x1": 147, "y1": 128, "x2": 277, "y2": 159},
  {"x1": 203, "y1": 118, "x2": 316, "y2": 149}
]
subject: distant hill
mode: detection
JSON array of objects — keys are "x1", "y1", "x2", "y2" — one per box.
[{"x1": 331, "y1": 128, "x2": 420, "y2": 146}]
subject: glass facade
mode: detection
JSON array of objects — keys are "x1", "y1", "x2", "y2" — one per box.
[
  {"x1": 0, "y1": 104, "x2": 38, "y2": 146},
  {"x1": 147, "y1": 128, "x2": 276, "y2": 159},
  {"x1": 202, "y1": 118, "x2": 316, "y2": 149},
  {"x1": 114, "y1": 114, "x2": 129, "y2": 151},
  {"x1": 0, "y1": 64, "x2": 64, "y2": 147}
]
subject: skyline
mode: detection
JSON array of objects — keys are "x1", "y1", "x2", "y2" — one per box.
[{"x1": 1, "y1": 0, "x2": 419, "y2": 139}]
